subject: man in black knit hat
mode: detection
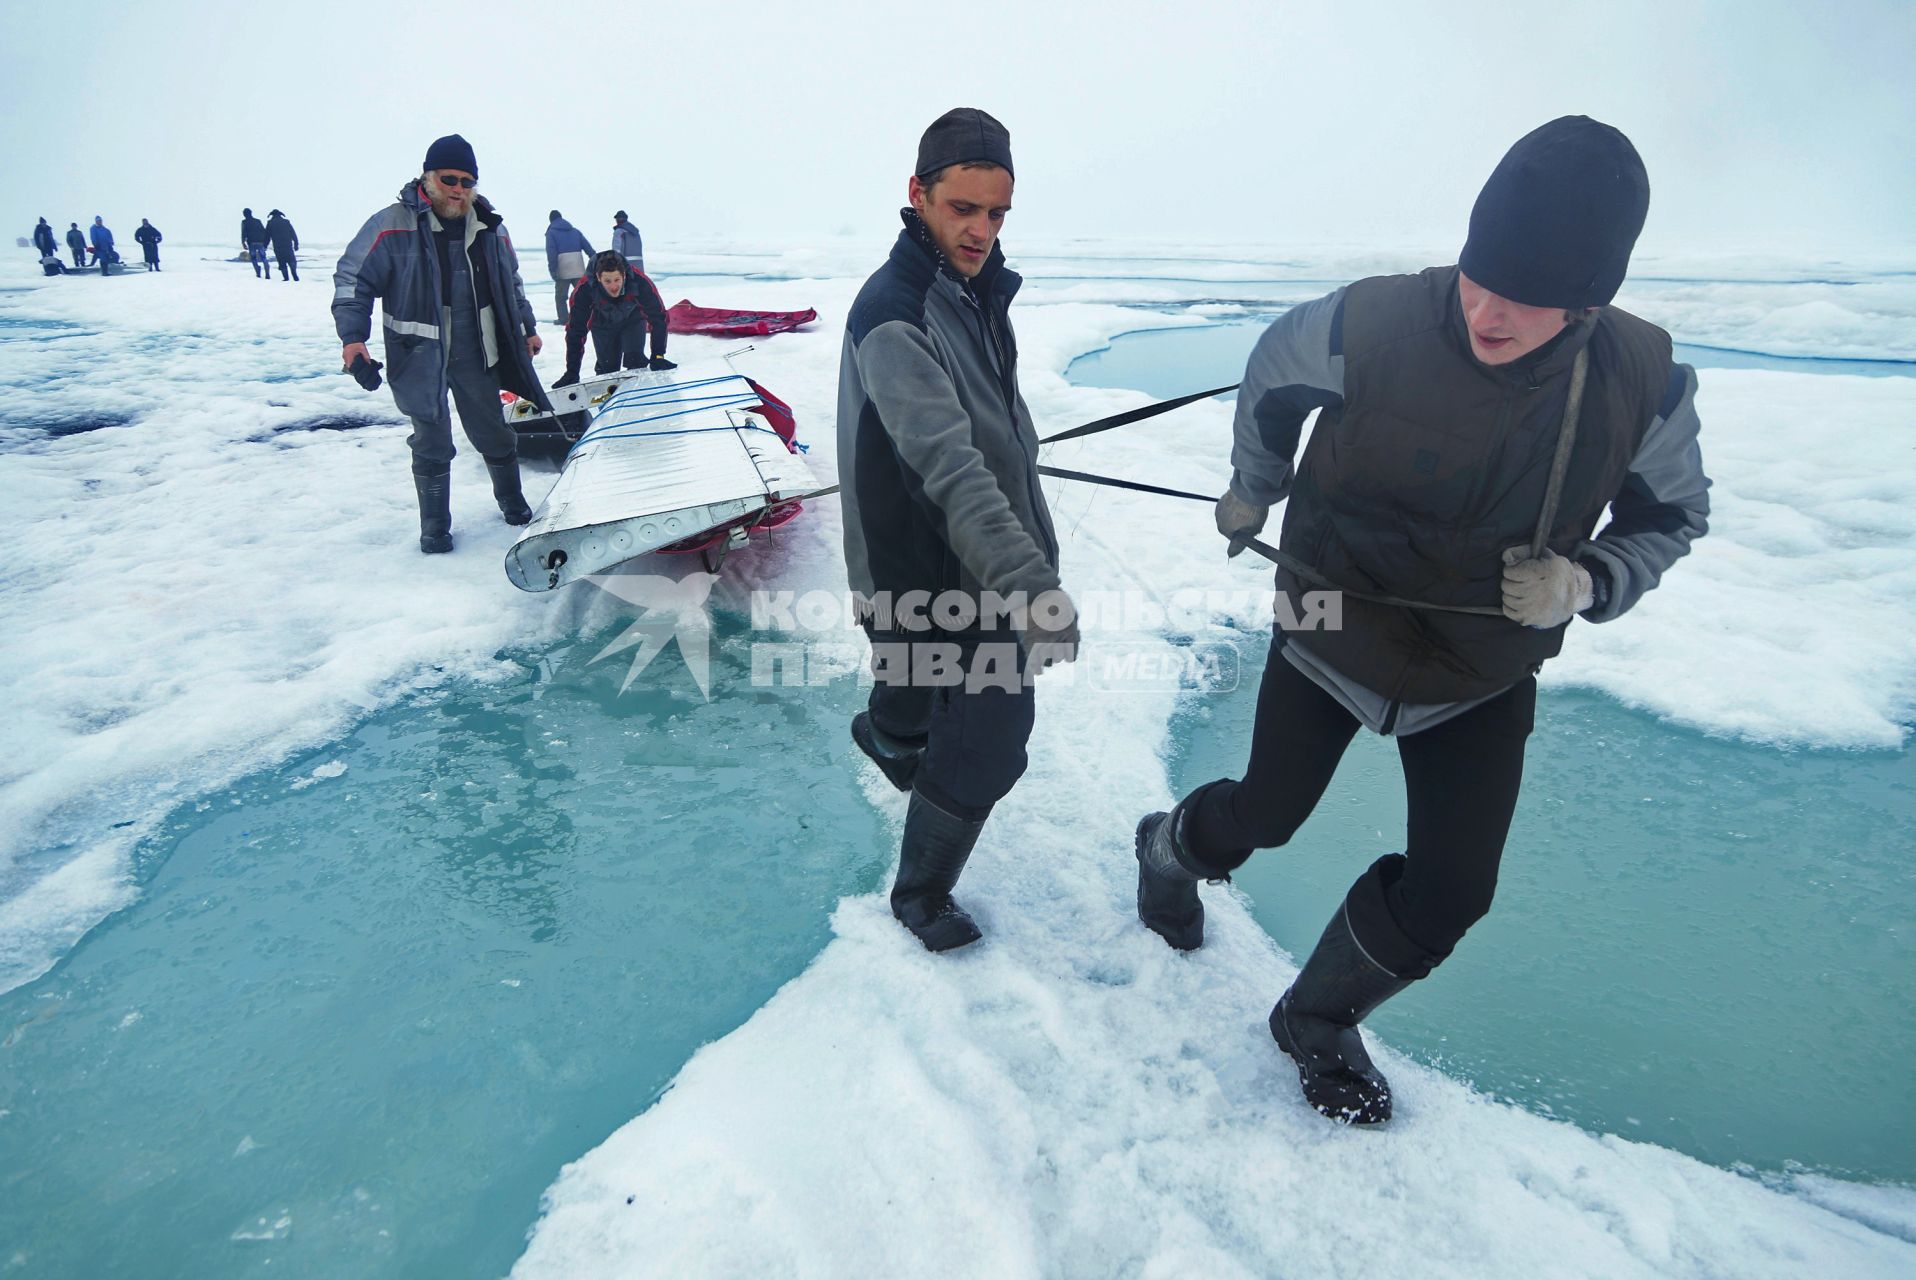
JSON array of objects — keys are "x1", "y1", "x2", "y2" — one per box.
[
  {"x1": 1132, "y1": 116, "x2": 1711, "y2": 1124},
  {"x1": 838, "y1": 108, "x2": 1078, "y2": 953},
  {"x1": 334, "y1": 134, "x2": 550, "y2": 554}
]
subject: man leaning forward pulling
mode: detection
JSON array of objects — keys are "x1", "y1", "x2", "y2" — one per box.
[{"x1": 1136, "y1": 117, "x2": 1710, "y2": 1124}]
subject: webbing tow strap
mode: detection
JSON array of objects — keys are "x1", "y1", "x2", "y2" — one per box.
[
  {"x1": 1034, "y1": 463, "x2": 1505, "y2": 616},
  {"x1": 1038, "y1": 348, "x2": 1590, "y2": 618},
  {"x1": 1037, "y1": 383, "x2": 1240, "y2": 445},
  {"x1": 792, "y1": 349, "x2": 1588, "y2": 621},
  {"x1": 790, "y1": 383, "x2": 1240, "y2": 506}
]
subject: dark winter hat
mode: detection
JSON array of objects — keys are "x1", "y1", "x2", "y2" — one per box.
[
  {"x1": 614, "y1": 210, "x2": 627, "y2": 221},
  {"x1": 423, "y1": 133, "x2": 478, "y2": 177},
  {"x1": 549, "y1": 209, "x2": 561, "y2": 221},
  {"x1": 915, "y1": 108, "x2": 1014, "y2": 180},
  {"x1": 1459, "y1": 116, "x2": 1649, "y2": 309},
  {"x1": 269, "y1": 209, "x2": 283, "y2": 217},
  {"x1": 243, "y1": 207, "x2": 252, "y2": 217}
]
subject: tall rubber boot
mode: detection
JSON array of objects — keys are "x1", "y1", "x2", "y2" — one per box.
[
  {"x1": 891, "y1": 790, "x2": 985, "y2": 953},
  {"x1": 484, "y1": 455, "x2": 533, "y2": 525},
  {"x1": 1133, "y1": 782, "x2": 1237, "y2": 952},
  {"x1": 851, "y1": 711, "x2": 921, "y2": 792},
  {"x1": 414, "y1": 468, "x2": 454, "y2": 554},
  {"x1": 1268, "y1": 900, "x2": 1413, "y2": 1125}
]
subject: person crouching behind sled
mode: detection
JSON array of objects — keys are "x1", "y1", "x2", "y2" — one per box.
[
  {"x1": 333, "y1": 134, "x2": 552, "y2": 554},
  {"x1": 838, "y1": 108, "x2": 1079, "y2": 954},
  {"x1": 1132, "y1": 116, "x2": 1711, "y2": 1124},
  {"x1": 552, "y1": 250, "x2": 674, "y2": 390}
]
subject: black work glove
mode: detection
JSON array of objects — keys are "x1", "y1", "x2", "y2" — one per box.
[
  {"x1": 649, "y1": 356, "x2": 677, "y2": 371},
  {"x1": 348, "y1": 353, "x2": 383, "y2": 392},
  {"x1": 552, "y1": 369, "x2": 580, "y2": 389}
]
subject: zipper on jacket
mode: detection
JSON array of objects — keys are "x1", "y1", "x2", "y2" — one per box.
[
  {"x1": 961, "y1": 285, "x2": 1058, "y2": 563},
  {"x1": 990, "y1": 295, "x2": 1057, "y2": 561}
]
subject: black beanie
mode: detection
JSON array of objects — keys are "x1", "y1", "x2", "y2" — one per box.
[
  {"x1": 1459, "y1": 116, "x2": 1648, "y2": 309},
  {"x1": 915, "y1": 108, "x2": 1014, "y2": 180},
  {"x1": 423, "y1": 133, "x2": 478, "y2": 178}
]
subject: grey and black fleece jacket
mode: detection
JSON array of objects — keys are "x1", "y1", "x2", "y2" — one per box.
[
  {"x1": 837, "y1": 212, "x2": 1060, "y2": 632},
  {"x1": 1231, "y1": 266, "x2": 1710, "y2": 721}
]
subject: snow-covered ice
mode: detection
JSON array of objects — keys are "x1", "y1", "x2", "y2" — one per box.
[{"x1": 2, "y1": 240, "x2": 1912, "y2": 1276}]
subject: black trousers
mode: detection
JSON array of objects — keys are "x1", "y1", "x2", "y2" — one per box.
[
  {"x1": 1185, "y1": 632, "x2": 1535, "y2": 978},
  {"x1": 274, "y1": 250, "x2": 298, "y2": 280},
  {"x1": 405, "y1": 332, "x2": 517, "y2": 470},
  {"x1": 864, "y1": 630, "x2": 1036, "y2": 822},
  {"x1": 591, "y1": 311, "x2": 653, "y2": 374}
]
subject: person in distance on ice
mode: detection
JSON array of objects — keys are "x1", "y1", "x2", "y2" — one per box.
[
  {"x1": 134, "y1": 219, "x2": 162, "y2": 271},
  {"x1": 87, "y1": 217, "x2": 116, "y2": 275},
  {"x1": 544, "y1": 210, "x2": 594, "y2": 326},
  {"x1": 610, "y1": 210, "x2": 643, "y2": 274},
  {"x1": 264, "y1": 209, "x2": 298, "y2": 281},
  {"x1": 65, "y1": 222, "x2": 87, "y2": 269},
  {"x1": 1133, "y1": 117, "x2": 1711, "y2": 1125},
  {"x1": 32, "y1": 218, "x2": 58, "y2": 260},
  {"x1": 553, "y1": 250, "x2": 674, "y2": 388},
  {"x1": 333, "y1": 134, "x2": 550, "y2": 555},
  {"x1": 838, "y1": 108, "x2": 1079, "y2": 953},
  {"x1": 240, "y1": 208, "x2": 270, "y2": 280}
]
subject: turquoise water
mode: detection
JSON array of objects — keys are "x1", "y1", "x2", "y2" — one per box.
[
  {"x1": 1068, "y1": 317, "x2": 1916, "y2": 399},
  {"x1": 1169, "y1": 666, "x2": 1915, "y2": 1182},
  {"x1": 0, "y1": 618, "x2": 883, "y2": 1278}
]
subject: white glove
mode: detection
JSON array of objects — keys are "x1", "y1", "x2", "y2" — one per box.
[
  {"x1": 1215, "y1": 488, "x2": 1269, "y2": 558},
  {"x1": 1500, "y1": 546, "x2": 1593, "y2": 629}
]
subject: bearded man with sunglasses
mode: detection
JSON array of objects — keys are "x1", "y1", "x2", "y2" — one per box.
[{"x1": 334, "y1": 134, "x2": 552, "y2": 554}]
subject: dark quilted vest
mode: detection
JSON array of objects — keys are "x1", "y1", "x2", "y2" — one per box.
[{"x1": 1280, "y1": 266, "x2": 1672, "y2": 703}]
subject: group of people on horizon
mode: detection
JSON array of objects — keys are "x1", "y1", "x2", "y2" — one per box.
[
  {"x1": 30, "y1": 216, "x2": 161, "y2": 275},
  {"x1": 240, "y1": 208, "x2": 300, "y2": 281},
  {"x1": 327, "y1": 113, "x2": 1709, "y2": 1131}
]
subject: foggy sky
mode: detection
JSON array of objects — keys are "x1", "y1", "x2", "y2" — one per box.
[{"x1": 3, "y1": 0, "x2": 1911, "y2": 260}]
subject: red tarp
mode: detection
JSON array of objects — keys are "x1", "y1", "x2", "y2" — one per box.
[{"x1": 665, "y1": 300, "x2": 818, "y2": 338}]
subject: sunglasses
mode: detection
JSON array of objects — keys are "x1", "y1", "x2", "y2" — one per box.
[{"x1": 434, "y1": 174, "x2": 477, "y2": 189}]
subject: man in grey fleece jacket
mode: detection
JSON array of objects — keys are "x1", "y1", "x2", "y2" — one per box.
[
  {"x1": 837, "y1": 108, "x2": 1077, "y2": 953},
  {"x1": 1135, "y1": 117, "x2": 1712, "y2": 1125}
]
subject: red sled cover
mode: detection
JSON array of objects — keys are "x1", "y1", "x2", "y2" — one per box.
[{"x1": 666, "y1": 300, "x2": 819, "y2": 338}]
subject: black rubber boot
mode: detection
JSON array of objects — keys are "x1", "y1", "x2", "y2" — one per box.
[
  {"x1": 484, "y1": 455, "x2": 533, "y2": 525},
  {"x1": 413, "y1": 468, "x2": 454, "y2": 554},
  {"x1": 891, "y1": 790, "x2": 985, "y2": 953},
  {"x1": 851, "y1": 711, "x2": 921, "y2": 792},
  {"x1": 1134, "y1": 806, "x2": 1207, "y2": 952},
  {"x1": 1134, "y1": 781, "x2": 1241, "y2": 951},
  {"x1": 1268, "y1": 901, "x2": 1412, "y2": 1125}
]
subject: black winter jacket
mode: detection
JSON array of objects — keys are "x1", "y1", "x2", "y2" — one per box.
[{"x1": 563, "y1": 267, "x2": 669, "y2": 369}]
